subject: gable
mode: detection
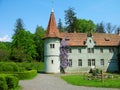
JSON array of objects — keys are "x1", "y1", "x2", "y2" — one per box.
[{"x1": 85, "y1": 37, "x2": 95, "y2": 48}]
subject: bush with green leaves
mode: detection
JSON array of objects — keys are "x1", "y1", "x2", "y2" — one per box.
[
  {"x1": 6, "y1": 75, "x2": 19, "y2": 89},
  {"x1": 0, "y1": 76, "x2": 8, "y2": 90},
  {"x1": 16, "y1": 62, "x2": 44, "y2": 71},
  {"x1": 15, "y1": 70, "x2": 37, "y2": 80},
  {"x1": 0, "y1": 74, "x2": 19, "y2": 90},
  {"x1": 0, "y1": 62, "x2": 19, "y2": 73}
]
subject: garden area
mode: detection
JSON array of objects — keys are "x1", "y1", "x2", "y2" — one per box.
[
  {"x1": 0, "y1": 61, "x2": 44, "y2": 90},
  {"x1": 61, "y1": 69, "x2": 120, "y2": 88}
]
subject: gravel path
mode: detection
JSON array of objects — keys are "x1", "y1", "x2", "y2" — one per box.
[{"x1": 19, "y1": 74, "x2": 120, "y2": 90}]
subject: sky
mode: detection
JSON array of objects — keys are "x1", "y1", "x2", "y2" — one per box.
[{"x1": 0, "y1": 0, "x2": 120, "y2": 42}]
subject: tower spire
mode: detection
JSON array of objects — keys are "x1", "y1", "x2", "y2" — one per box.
[
  {"x1": 43, "y1": 8, "x2": 61, "y2": 39},
  {"x1": 51, "y1": 0, "x2": 54, "y2": 12}
]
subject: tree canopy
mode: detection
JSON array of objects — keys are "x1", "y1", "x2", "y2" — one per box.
[
  {"x1": 34, "y1": 26, "x2": 45, "y2": 62},
  {"x1": 64, "y1": 7, "x2": 77, "y2": 33},
  {"x1": 74, "y1": 19, "x2": 95, "y2": 33}
]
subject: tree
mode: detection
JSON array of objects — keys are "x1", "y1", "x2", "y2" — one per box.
[
  {"x1": 115, "y1": 27, "x2": 120, "y2": 34},
  {"x1": 0, "y1": 42, "x2": 11, "y2": 61},
  {"x1": 11, "y1": 30, "x2": 37, "y2": 62},
  {"x1": 64, "y1": 7, "x2": 77, "y2": 33},
  {"x1": 74, "y1": 19, "x2": 95, "y2": 33},
  {"x1": 60, "y1": 38, "x2": 69, "y2": 73},
  {"x1": 34, "y1": 26, "x2": 45, "y2": 62},
  {"x1": 95, "y1": 22, "x2": 106, "y2": 33},
  {"x1": 105, "y1": 22, "x2": 116, "y2": 34},
  {"x1": 11, "y1": 18, "x2": 37, "y2": 62},
  {"x1": 57, "y1": 18, "x2": 64, "y2": 32},
  {"x1": 14, "y1": 18, "x2": 24, "y2": 34}
]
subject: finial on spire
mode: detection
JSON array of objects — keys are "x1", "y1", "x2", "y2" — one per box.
[{"x1": 51, "y1": 0, "x2": 54, "y2": 12}]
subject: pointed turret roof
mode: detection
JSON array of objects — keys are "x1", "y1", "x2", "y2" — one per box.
[{"x1": 44, "y1": 11, "x2": 61, "y2": 39}]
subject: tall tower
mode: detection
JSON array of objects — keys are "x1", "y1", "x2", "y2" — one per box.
[{"x1": 43, "y1": 10, "x2": 61, "y2": 73}]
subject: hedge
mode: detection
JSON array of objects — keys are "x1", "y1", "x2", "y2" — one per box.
[
  {"x1": 0, "y1": 74, "x2": 19, "y2": 90},
  {"x1": 6, "y1": 75, "x2": 19, "y2": 89},
  {"x1": 0, "y1": 76, "x2": 8, "y2": 90},
  {"x1": 0, "y1": 62, "x2": 19, "y2": 73},
  {"x1": 15, "y1": 70, "x2": 37, "y2": 80}
]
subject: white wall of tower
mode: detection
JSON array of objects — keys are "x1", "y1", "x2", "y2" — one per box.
[{"x1": 44, "y1": 38, "x2": 60, "y2": 73}]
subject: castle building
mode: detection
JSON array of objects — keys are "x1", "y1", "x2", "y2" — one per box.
[{"x1": 43, "y1": 10, "x2": 120, "y2": 73}]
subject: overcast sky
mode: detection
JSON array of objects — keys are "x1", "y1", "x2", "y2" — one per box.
[{"x1": 0, "y1": 0, "x2": 120, "y2": 42}]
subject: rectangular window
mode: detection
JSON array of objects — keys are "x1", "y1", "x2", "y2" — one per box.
[
  {"x1": 92, "y1": 48, "x2": 94, "y2": 53},
  {"x1": 88, "y1": 59, "x2": 91, "y2": 66},
  {"x1": 68, "y1": 48, "x2": 72, "y2": 53},
  {"x1": 88, "y1": 59, "x2": 95, "y2": 66},
  {"x1": 78, "y1": 59, "x2": 82, "y2": 66},
  {"x1": 92, "y1": 59, "x2": 95, "y2": 66},
  {"x1": 68, "y1": 59, "x2": 72, "y2": 67},
  {"x1": 100, "y1": 59, "x2": 104, "y2": 66},
  {"x1": 78, "y1": 48, "x2": 81, "y2": 53},
  {"x1": 50, "y1": 44, "x2": 55, "y2": 48},
  {"x1": 88, "y1": 48, "x2": 91, "y2": 53},
  {"x1": 109, "y1": 48, "x2": 114, "y2": 53},
  {"x1": 51, "y1": 60, "x2": 53, "y2": 64},
  {"x1": 100, "y1": 48, "x2": 103, "y2": 53},
  {"x1": 88, "y1": 48, "x2": 94, "y2": 53}
]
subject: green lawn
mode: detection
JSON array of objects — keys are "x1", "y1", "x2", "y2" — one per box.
[{"x1": 61, "y1": 74, "x2": 120, "y2": 88}]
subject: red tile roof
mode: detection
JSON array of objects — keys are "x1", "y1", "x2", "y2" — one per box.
[
  {"x1": 44, "y1": 12, "x2": 61, "y2": 39},
  {"x1": 60, "y1": 32, "x2": 120, "y2": 46},
  {"x1": 44, "y1": 11, "x2": 120, "y2": 46}
]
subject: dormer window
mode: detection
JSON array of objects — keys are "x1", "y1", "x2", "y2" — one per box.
[
  {"x1": 65, "y1": 38, "x2": 70, "y2": 41},
  {"x1": 104, "y1": 37, "x2": 110, "y2": 41}
]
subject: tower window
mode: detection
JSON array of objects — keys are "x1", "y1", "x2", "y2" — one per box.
[
  {"x1": 51, "y1": 60, "x2": 53, "y2": 64},
  {"x1": 50, "y1": 44, "x2": 55, "y2": 48}
]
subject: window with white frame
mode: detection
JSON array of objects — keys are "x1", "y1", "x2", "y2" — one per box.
[
  {"x1": 88, "y1": 59, "x2": 95, "y2": 66},
  {"x1": 78, "y1": 48, "x2": 81, "y2": 53},
  {"x1": 50, "y1": 44, "x2": 55, "y2": 48},
  {"x1": 88, "y1": 48, "x2": 94, "y2": 53},
  {"x1": 100, "y1": 59, "x2": 104, "y2": 66},
  {"x1": 68, "y1": 48, "x2": 72, "y2": 53},
  {"x1": 78, "y1": 59, "x2": 82, "y2": 66},
  {"x1": 68, "y1": 59, "x2": 72, "y2": 67},
  {"x1": 109, "y1": 48, "x2": 114, "y2": 53},
  {"x1": 100, "y1": 48, "x2": 103, "y2": 53}
]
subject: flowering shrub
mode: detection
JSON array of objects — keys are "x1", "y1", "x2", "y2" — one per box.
[{"x1": 60, "y1": 38, "x2": 69, "y2": 73}]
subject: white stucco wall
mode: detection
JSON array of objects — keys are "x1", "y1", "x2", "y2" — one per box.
[
  {"x1": 44, "y1": 38, "x2": 60, "y2": 73},
  {"x1": 65, "y1": 37, "x2": 119, "y2": 73}
]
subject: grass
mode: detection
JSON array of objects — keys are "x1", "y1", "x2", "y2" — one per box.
[{"x1": 61, "y1": 74, "x2": 120, "y2": 88}]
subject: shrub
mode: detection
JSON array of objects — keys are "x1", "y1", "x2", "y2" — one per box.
[
  {"x1": 0, "y1": 76, "x2": 8, "y2": 90},
  {"x1": 0, "y1": 74, "x2": 19, "y2": 90},
  {"x1": 16, "y1": 62, "x2": 44, "y2": 71},
  {"x1": 0, "y1": 62, "x2": 19, "y2": 73},
  {"x1": 15, "y1": 70, "x2": 37, "y2": 80},
  {"x1": 6, "y1": 75, "x2": 19, "y2": 89}
]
